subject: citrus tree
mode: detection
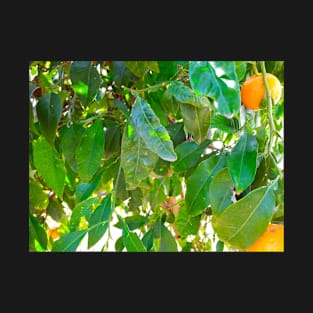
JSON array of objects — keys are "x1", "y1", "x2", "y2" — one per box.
[{"x1": 29, "y1": 60, "x2": 284, "y2": 252}]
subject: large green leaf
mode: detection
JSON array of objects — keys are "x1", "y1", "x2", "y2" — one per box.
[
  {"x1": 121, "y1": 121, "x2": 159, "y2": 190},
  {"x1": 209, "y1": 168, "x2": 234, "y2": 216},
  {"x1": 104, "y1": 125, "x2": 121, "y2": 159},
  {"x1": 76, "y1": 119, "x2": 105, "y2": 183},
  {"x1": 70, "y1": 61, "x2": 101, "y2": 106},
  {"x1": 226, "y1": 133, "x2": 258, "y2": 193},
  {"x1": 166, "y1": 122, "x2": 186, "y2": 147},
  {"x1": 59, "y1": 123, "x2": 85, "y2": 172},
  {"x1": 180, "y1": 103, "x2": 211, "y2": 144},
  {"x1": 36, "y1": 92, "x2": 62, "y2": 145},
  {"x1": 189, "y1": 61, "x2": 240, "y2": 115},
  {"x1": 212, "y1": 185, "x2": 276, "y2": 249},
  {"x1": 185, "y1": 153, "x2": 226, "y2": 216},
  {"x1": 69, "y1": 197, "x2": 99, "y2": 232},
  {"x1": 175, "y1": 207, "x2": 201, "y2": 237},
  {"x1": 117, "y1": 215, "x2": 147, "y2": 252},
  {"x1": 52, "y1": 230, "x2": 88, "y2": 252},
  {"x1": 32, "y1": 136, "x2": 65, "y2": 200},
  {"x1": 131, "y1": 96, "x2": 177, "y2": 162},
  {"x1": 173, "y1": 140, "x2": 210, "y2": 173},
  {"x1": 168, "y1": 81, "x2": 210, "y2": 108},
  {"x1": 88, "y1": 194, "x2": 112, "y2": 248},
  {"x1": 29, "y1": 214, "x2": 47, "y2": 251}
]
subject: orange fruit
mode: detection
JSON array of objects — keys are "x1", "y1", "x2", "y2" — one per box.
[
  {"x1": 245, "y1": 223, "x2": 284, "y2": 252},
  {"x1": 48, "y1": 227, "x2": 60, "y2": 241},
  {"x1": 240, "y1": 73, "x2": 282, "y2": 110}
]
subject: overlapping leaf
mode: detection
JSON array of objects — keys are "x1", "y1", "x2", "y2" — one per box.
[
  {"x1": 121, "y1": 121, "x2": 159, "y2": 190},
  {"x1": 131, "y1": 96, "x2": 177, "y2": 161}
]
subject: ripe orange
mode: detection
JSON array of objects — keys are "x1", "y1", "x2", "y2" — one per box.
[
  {"x1": 245, "y1": 223, "x2": 284, "y2": 252},
  {"x1": 240, "y1": 73, "x2": 282, "y2": 110}
]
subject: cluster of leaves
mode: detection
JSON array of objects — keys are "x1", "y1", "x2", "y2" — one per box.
[{"x1": 29, "y1": 60, "x2": 284, "y2": 252}]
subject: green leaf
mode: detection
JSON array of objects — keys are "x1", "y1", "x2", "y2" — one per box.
[
  {"x1": 33, "y1": 136, "x2": 65, "y2": 200},
  {"x1": 173, "y1": 140, "x2": 210, "y2": 173},
  {"x1": 117, "y1": 215, "x2": 147, "y2": 252},
  {"x1": 121, "y1": 121, "x2": 159, "y2": 190},
  {"x1": 149, "y1": 177, "x2": 168, "y2": 211},
  {"x1": 226, "y1": 133, "x2": 258, "y2": 193},
  {"x1": 210, "y1": 115, "x2": 239, "y2": 134},
  {"x1": 52, "y1": 230, "x2": 87, "y2": 252},
  {"x1": 29, "y1": 180, "x2": 49, "y2": 210},
  {"x1": 142, "y1": 229, "x2": 154, "y2": 251},
  {"x1": 168, "y1": 81, "x2": 210, "y2": 108},
  {"x1": 128, "y1": 188, "x2": 143, "y2": 212},
  {"x1": 76, "y1": 119, "x2": 105, "y2": 183},
  {"x1": 180, "y1": 103, "x2": 211, "y2": 144},
  {"x1": 175, "y1": 207, "x2": 201, "y2": 237},
  {"x1": 216, "y1": 240, "x2": 224, "y2": 252},
  {"x1": 158, "y1": 223, "x2": 178, "y2": 252},
  {"x1": 29, "y1": 214, "x2": 47, "y2": 251},
  {"x1": 114, "y1": 214, "x2": 147, "y2": 230},
  {"x1": 70, "y1": 61, "x2": 101, "y2": 106},
  {"x1": 235, "y1": 61, "x2": 248, "y2": 82},
  {"x1": 189, "y1": 61, "x2": 240, "y2": 115},
  {"x1": 36, "y1": 93, "x2": 62, "y2": 145},
  {"x1": 59, "y1": 124, "x2": 85, "y2": 172},
  {"x1": 131, "y1": 96, "x2": 177, "y2": 162},
  {"x1": 111, "y1": 61, "x2": 134, "y2": 87},
  {"x1": 104, "y1": 125, "x2": 121, "y2": 159},
  {"x1": 166, "y1": 122, "x2": 186, "y2": 147},
  {"x1": 75, "y1": 166, "x2": 106, "y2": 203},
  {"x1": 161, "y1": 88, "x2": 180, "y2": 115},
  {"x1": 88, "y1": 194, "x2": 112, "y2": 248},
  {"x1": 124, "y1": 61, "x2": 159, "y2": 78},
  {"x1": 209, "y1": 168, "x2": 234, "y2": 216},
  {"x1": 115, "y1": 236, "x2": 125, "y2": 252},
  {"x1": 69, "y1": 197, "x2": 99, "y2": 232},
  {"x1": 212, "y1": 185, "x2": 276, "y2": 250},
  {"x1": 185, "y1": 153, "x2": 226, "y2": 216}
]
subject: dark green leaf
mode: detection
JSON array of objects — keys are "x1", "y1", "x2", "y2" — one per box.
[
  {"x1": 117, "y1": 215, "x2": 147, "y2": 252},
  {"x1": 121, "y1": 121, "x2": 159, "y2": 190},
  {"x1": 114, "y1": 215, "x2": 147, "y2": 230},
  {"x1": 115, "y1": 236, "x2": 125, "y2": 252},
  {"x1": 142, "y1": 229, "x2": 154, "y2": 251},
  {"x1": 235, "y1": 61, "x2": 248, "y2": 82},
  {"x1": 209, "y1": 168, "x2": 234, "y2": 216},
  {"x1": 111, "y1": 61, "x2": 134, "y2": 87},
  {"x1": 180, "y1": 103, "x2": 210, "y2": 144},
  {"x1": 47, "y1": 198, "x2": 67, "y2": 223},
  {"x1": 168, "y1": 81, "x2": 210, "y2": 108},
  {"x1": 173, "y1": 140, "x2": 210, "y2": 173},
  {"x1": 29, "y1": 180, "x2": 49, "y2": 210},
  {"x1": 75, "y1": 165, "x2": 106, "y2": 203},
  {"x1": 128, "y1": 188, "x2": 143, "y2": 212},
  {"x1": 124, "y1": 61, "x2": 159, "y2": 78},
  {"x1": 131, "y1": 96, "x2": 177, "y2": 161},
  {"x1": 69, "y1": 197, "x2": 99, "y2": 231},
  {"x1": 36, "y1": 93, "x2": 62, "y2": 145},
  {"x1": 162, "y1": 88, "x2": 180, "y2": 115},
  {"x1": 33, "y1": 136, "x2": 65, "y2": 200},
  {"x1": 76, "y1": 119, "x2": 105, "y2": 183},
  {"x1": 70, "y1": 61, "x2": 101, "y2": 106},
  {"x1": 104, "y1": 125, "x2": 121, "y2": 159},
  {"x1": 175, "y1": 207, "x2": 201, "y2": 237},
  {"x1": 114, "y1": 167, "x2": 129, "y2": 202},
  {"x1": 29, "y1": 214, "x2": 47, "y2": 251},
  {"x1": 189, "y1": 61, "x2": 240, "y2": 115},
  {"x1": 166, "y1": 122, "x2": 186, "y2": 147},
  {"x1": 226, "y1": 133, "x2": 258, "y2": 193},
  {"x1": 149, "y1": 177, "x2": 169, "y2": 211},
  {"x1": 52, "y1": 230, "x2": 87, "y2": 252},
  {"x1": 216, "y1": 240, "x2": 224, "y2": 252},
  {"x1": 210, "y1": 115, "x2": 239, "y2": 134},
  {"x1": 212, "y1": 185, "x2": 276, "y2": 249},
  {"x1": 88, "y1": 194, "x2": 112, "y2": 248},
  {"x1": 185, "y1": 153, "x2": 226, "y2": 216},
  {"x1": 59, "y1": 123, "x2": 85, "y2": 172}
]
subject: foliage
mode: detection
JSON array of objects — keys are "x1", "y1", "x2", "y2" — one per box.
[{"x1": 29, "y1": 60, "x2": 284, "y2": 252}]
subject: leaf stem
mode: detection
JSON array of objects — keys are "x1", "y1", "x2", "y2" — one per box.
[
  {"x1": 260, "y1": 61, "x2": 276, "y2": 156},
  {"x1": 122, "y1": 82, "x2": 169, "y2": 94}
]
